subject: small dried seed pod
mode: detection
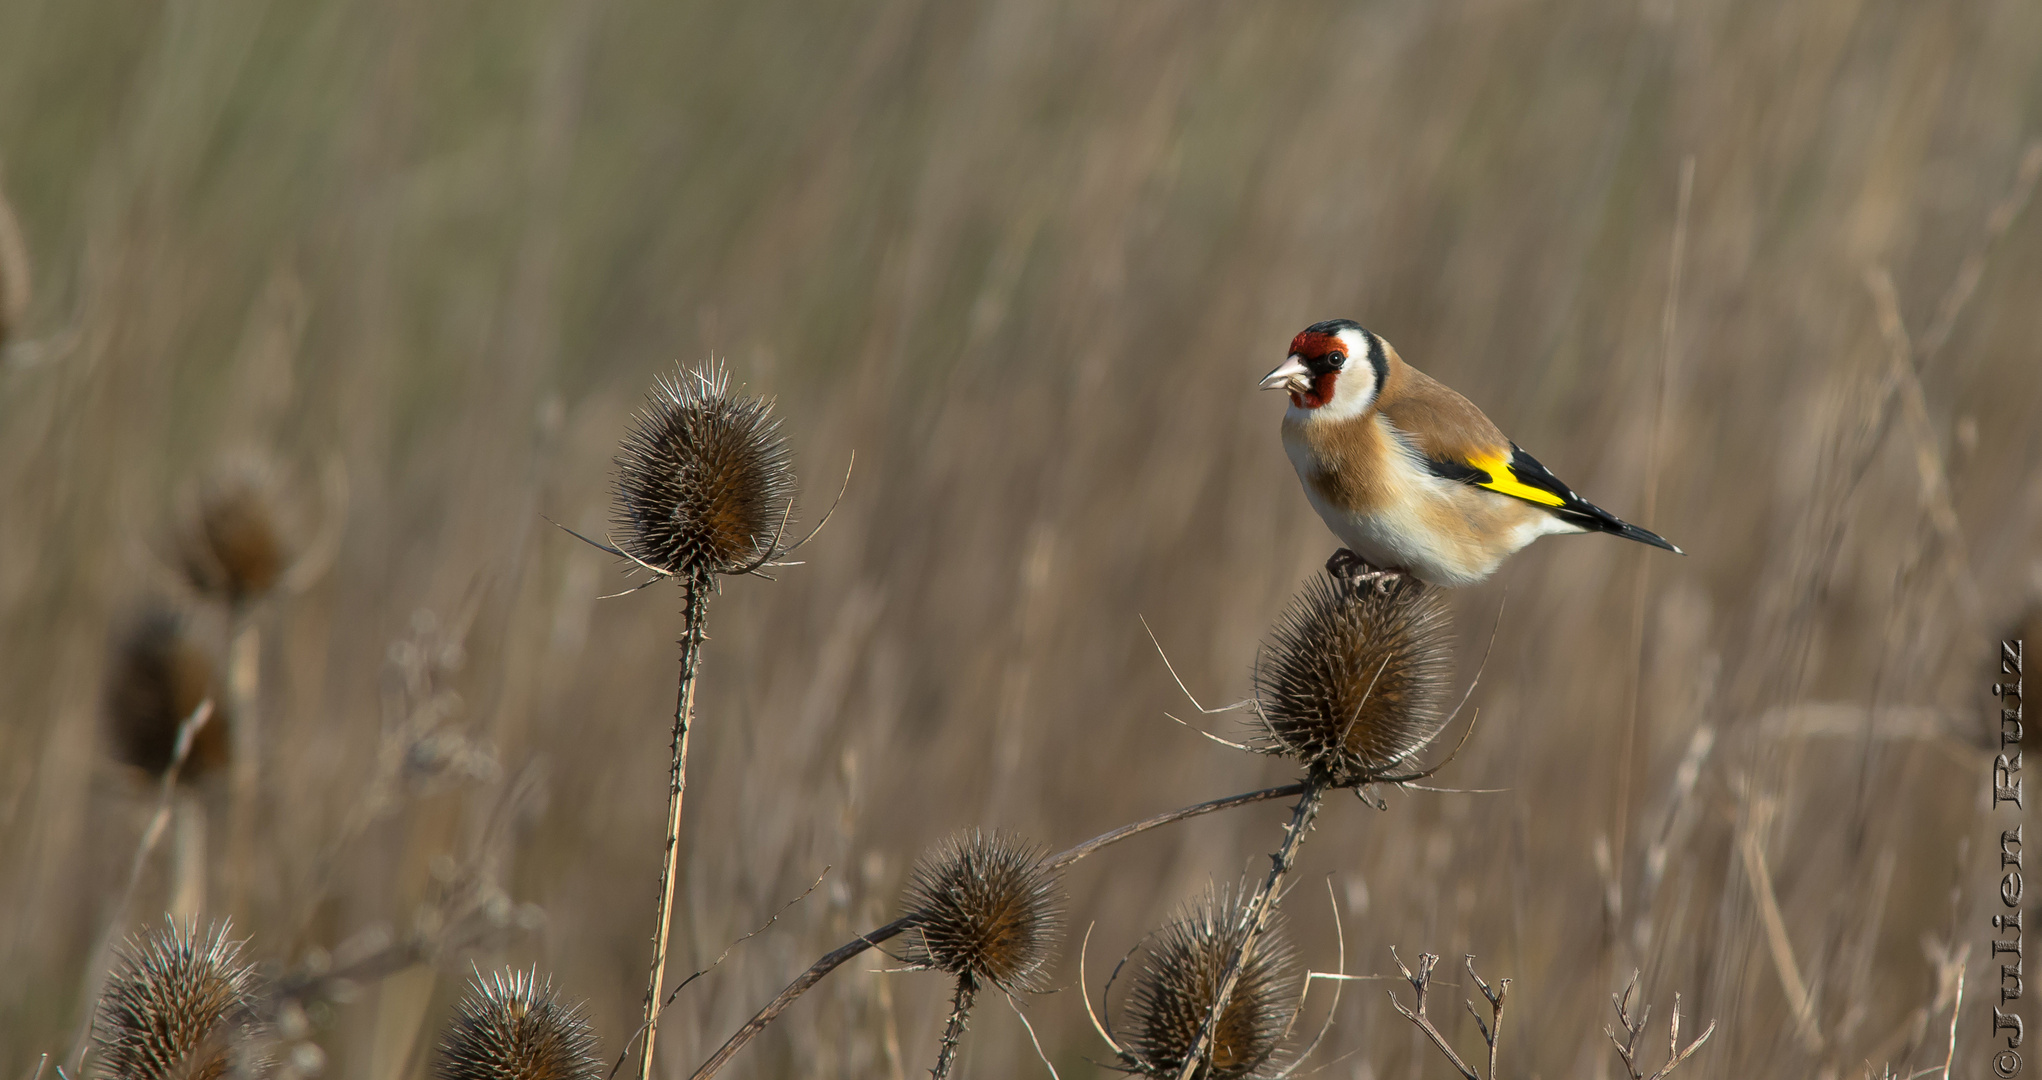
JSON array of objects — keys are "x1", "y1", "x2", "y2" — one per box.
[
  {"x1": 178, "y1": 463, "x2": 292, "y2": 606},
  {"x1": 901, "y1": 830, "x2": 1065, "y2": 993},
  {"x1": 435, "y1": 969, "x2": 601, "y2": 1080},
  {"x1": 94, "y1": 918, "x2": 260, "y2": 1080},
  {"x1": 1121, "y1": 886, "x2": 1302, "y2": 1080},
  {"x1": 1252, "y1": 572, "x2": 1453, "y2": 783},
  {"x1": 105, "y1": 607, "x2": 230, "y2": 782},
  {"x1": 612, "y1": 364, "x2": 795, "y2": 578}
]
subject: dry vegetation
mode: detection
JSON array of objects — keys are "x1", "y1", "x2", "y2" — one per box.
[{"x1": 2, "y1": 1, "x2": 2039, "y2": 1078}]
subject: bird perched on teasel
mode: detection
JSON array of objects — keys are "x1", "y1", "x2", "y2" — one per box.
[{"x1": 1260, "y1": 319, "x2": 1681, "y2": 587}]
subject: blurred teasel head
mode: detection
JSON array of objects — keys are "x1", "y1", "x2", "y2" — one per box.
[
  {"x1": 177, "y1": 461, "x2": 293, "y2": 607},
  {"x1": 612, "y1": 363, "x2": 796, "y2": 580},
  {"x1": 1118, "y1": 885, "x2": 1302, "y2": 1080},
  {"x1": 435, "y1": 969, "x2": 600, "y2": 1080},
  {"x1": 901, "y1": 830, "x2": 1065, "y2": 993},
  {"x1": 105, "y1": 606, "x2": 230, "y2": 782},
  {"x1": 94, "y1": 918, "x2": 260, "y2": 1080},
  {"x1": 1252, "y1": 572, "x2": 1453, "y2": 784}
]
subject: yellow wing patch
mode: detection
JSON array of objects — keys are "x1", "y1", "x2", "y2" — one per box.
[{"x1": 1465, "y1": 449, "x2": 1566, "y2": 507}]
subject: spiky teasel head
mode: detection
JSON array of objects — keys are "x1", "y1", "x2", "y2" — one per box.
[
  {"x1": 901, "y1": 830, "x2": 1065, "y2": 993},
  {"x1": 105, "y1": 607, "x2": 231, "y2": 782},
  {"x1": 1119, "y1": 885, "x2": 1302, "y2": 1080},
  {"x1": 177, "y1": 461, "x2": 293, "y2": 606},
  {"x1": 1252, "y1": 572, "x2": 1454, "y2": 784},
  {"x1": 94, "y1": 918, "x2": 261, "y2": 1080},
  {"x1": 612, "y1": 363, "x2": 796, "y2": 579},
  {"x1": 435, "y1": 970, "x2": 600, "y2": 1080}
]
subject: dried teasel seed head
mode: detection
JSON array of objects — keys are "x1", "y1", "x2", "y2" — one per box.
[
  {"x1": 178, "y1": 462, "x2": 292, "y2": 606},
  {"x1": 901, "y1": 830, "x2": 1065, "y2": 993},
  {"x1": 612, "y1": 363, "x2": 795, "y2": 578},
  {"x1": 1122, "y1": 885, "x2": 1302, "y2": 1080},
  {"x1": 1252, "y1": 572, "x2": 1453, "y2": 783},
  {"x1": 94, "y1": 918, "x2": 261, "y2": 1080},
  {"x1": 105, "y1": 607, "x2": 230, "y2": 782},
  {"x1": 435, "y1": 969, "x2": 601, "y2": 1080}
]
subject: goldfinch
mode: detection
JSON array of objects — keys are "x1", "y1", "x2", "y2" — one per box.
[{"x1": 1261, "y1": 319, "x2": 1681, "y2": 587}]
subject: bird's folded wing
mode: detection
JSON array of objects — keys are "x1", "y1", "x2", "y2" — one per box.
[{"x1": 1420, "y1": 442, "x2": 1571, "y2": 509}]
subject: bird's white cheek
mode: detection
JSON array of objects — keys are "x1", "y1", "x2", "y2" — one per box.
[{"x1": 1312, "y1": 376, "x2": 1376, "y2": 422}]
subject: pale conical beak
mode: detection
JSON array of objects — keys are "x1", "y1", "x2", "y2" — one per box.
[{"x1": 1260, "y1": 356, "x2": 1311, "y2": 394}]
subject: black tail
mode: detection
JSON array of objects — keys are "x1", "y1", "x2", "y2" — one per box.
[
  {"x1": 1493, "y1": 443, "x2": 1684, "y2": 555},
  {"x1": 1560, "y1": 500, "x2": 1683, "y2": 554}
]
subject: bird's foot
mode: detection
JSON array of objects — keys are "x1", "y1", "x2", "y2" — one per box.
[{"x1": 1325, "y1": 548, "x2": 1407, "y2": 595}]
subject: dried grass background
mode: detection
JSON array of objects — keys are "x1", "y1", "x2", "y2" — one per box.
[{"x1": 2, "y1": 1, "x2": 2039, "y2": 1078}]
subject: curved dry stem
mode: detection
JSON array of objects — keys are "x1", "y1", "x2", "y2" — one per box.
[
  {"x1": 768, "y1": 451, "x2": 854, "y2": 560},
  {"x1": 689, "y1": 782, "x2": 1311, "y2": 1079},
  {"x1": 687, "y1": 914, "x2": 916, "y2": 1079},
  {"x1": 1141, "y1": 615, "x2": 1254, "y2": 717},
  {"x1": 1046, "y1": 783, "x2": 1308, "y2": 870},
  {"x1": 1077, "y1": 924, "x2": 1126, "y2": 1057}
]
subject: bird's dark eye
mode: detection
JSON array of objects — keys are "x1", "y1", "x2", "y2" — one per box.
[{"x1": 1326, "y1": 352, "x2": 1346, "y2": 369}]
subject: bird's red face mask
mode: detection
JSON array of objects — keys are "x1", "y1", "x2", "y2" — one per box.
[{"x1": 1259, "y1": 330, "x2": 1347, "y2": 409}]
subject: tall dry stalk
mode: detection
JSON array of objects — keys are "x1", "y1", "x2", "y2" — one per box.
[
  {"x1": 595, "y1": 363, "x2": 795, "y2": 1080},
  {"x1": 176, "y1": 460, "x2": 293, "y2": 918}
]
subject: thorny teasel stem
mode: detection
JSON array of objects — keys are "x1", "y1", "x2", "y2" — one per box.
[
  {"x1": 929, "y1": 974, "x2": 978, "y2": 1080},
  {"x1": 639, "y1": 570, "x2": 710, "y2": 1080},
  {"x1": 1171, "y1": 781, "x2": 1325, "y2": 1080}
]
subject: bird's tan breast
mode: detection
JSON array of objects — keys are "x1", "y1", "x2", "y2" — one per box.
[{"x1": 1283, "y1": 407, "x2": 1397, "y2": 515}]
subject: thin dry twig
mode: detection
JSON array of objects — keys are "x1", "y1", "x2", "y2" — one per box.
[
  {"x1": 1004, "y1": 991, "x2": 1061, "y2": 1080},
  {"x1": 1940, "y1": 965, "x2": 1963, "y2": 1080},
  {"x1": 1605, "y1": 974, "x2": 1716, "y2": 1080},
  {"x1": 1465, "y1": 957, "x2": 1508, "y2": 1080},
  {"x1": 608, "y1": 867, "x2": 829, "y2": 1080},
  {"x1": 1387, "y1": 950, "x2": 1478, "y2": 1080}
]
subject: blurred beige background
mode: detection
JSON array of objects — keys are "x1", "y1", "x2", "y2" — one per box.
[{"x1": 2, "y1": 0, "x2": 2039, "y2": 1077}]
